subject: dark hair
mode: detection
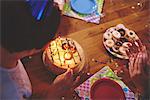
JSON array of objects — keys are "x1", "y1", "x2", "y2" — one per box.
[{"x1": 1, "y1": 0, "x2": 60, "y2": 53}]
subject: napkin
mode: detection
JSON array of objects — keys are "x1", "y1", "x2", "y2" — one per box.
[
  {"x1": 75, "y1": 66, "x2": 135, "y2": 100},
  {"x1": 54, "y1": 0, "x2": 104, "y2": 24}
]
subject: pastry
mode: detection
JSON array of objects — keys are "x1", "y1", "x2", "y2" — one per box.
[
  {"x1": 112, "y1": 31, "x2": 121, "y2": 39},
  {"x1": 106, "y1": 27, "x2": 116, "y2": 33},
  {"x1": 122, "y1": 42, "x2": 132, "y2": 48},
  {"x1": 117, "y1": 28, "x2": 126, "y2": 36},
  {"x1": 120, "y1": 37, "x2": 129, "y2": 43},
  {"x1": 115, "y1": 41, "x2": 122, "y2": 46},
  {"x1": 112, "y1": 45, "x2": 119, "y2": 53},
  {"x1": 119, "y1": 46, "x2": 128, "y2": 55},
  {"x1": 105, "y1": 39, "x2": 115, "y2": 48},
  {"x1": 103, "y1": 32, "x2": 113, "y2": 40},
  {"x1": 127, "y1": 30, "x2": 139, "y2": 40}
]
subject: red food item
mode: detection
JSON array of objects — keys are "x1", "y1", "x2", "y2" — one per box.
[
  {"x1": 70, "y1": 46, "x2": 76, "y2": 53},
  {"x1": 62, "y1": 43, "x2": 69, "y2": 50},
  {"x1": 90, "y1": 78, "x2": 125, "y2": 100}
]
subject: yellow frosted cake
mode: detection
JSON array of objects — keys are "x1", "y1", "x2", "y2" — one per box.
[{"x1": 43, "y1": 37, "x2": 85, "y2": 74}]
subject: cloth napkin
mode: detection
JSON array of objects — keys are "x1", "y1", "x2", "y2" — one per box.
[
  {"x1": 75, "y1": 66, "x2": 135, "y2": 100},
  {"x1": 54, "y1": 0, "x2": 104, "y2": 24}
]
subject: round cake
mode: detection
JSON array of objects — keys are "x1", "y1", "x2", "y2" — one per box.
[{"x1": 43, "y1": 37, "x2": 86, "y2": 75}]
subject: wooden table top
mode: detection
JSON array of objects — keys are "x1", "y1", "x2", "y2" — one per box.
[{"x1": 24, "y1": 0, "x2": 150, "y2": 99}]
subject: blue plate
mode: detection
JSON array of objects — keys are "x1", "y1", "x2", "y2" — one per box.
[{"x1": 70, "y1": 0, "x2": 97, "y2": 14}]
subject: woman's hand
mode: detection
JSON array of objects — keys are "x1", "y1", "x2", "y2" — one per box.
[
  {"x1": 126, "y1": 40, "x2": 149, "y2": 94},
  {"x1": 46, "y1": 68, "x2": 80, "y2": 99},
  {"x1": 53, "y1": 68, "x2": 80, "y2": 90}
]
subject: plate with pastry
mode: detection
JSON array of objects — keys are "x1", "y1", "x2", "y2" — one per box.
[{"x1": 103, "y1": 24, "x2": 139, "y2": 59}]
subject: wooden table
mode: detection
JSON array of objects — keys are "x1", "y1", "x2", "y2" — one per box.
[{"x1": 24, "y1": 0, "x2": 150, "y2": 99}]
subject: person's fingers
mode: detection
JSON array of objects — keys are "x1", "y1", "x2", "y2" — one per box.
[
  {"x1": 132, "y1": 41, "x2": 139, "y2": 53},
  {"x1": 73, "y1": 76, "x2": 80, "y2": 86},
  {"x1": 129, "y1": 53, "x2": 138, "y2": 77},
  {"x1": 136, "y1": 39, "x2": 143, "y2": 50},
  {"x1": 127, "y1": 40, "x2": 141, "y2": 56},
  {"x1": 27, "y1": 48, "x2": 41, "y2": 56},
  {"x1": 120, "y1": 65, "x2": 129, "y2": 76},
  {"x1": 128, "y1": 62, "x2": 133, "y2": 78},
  {"x1": 135, "y1": 53, "x2": 142, "y2": 74},
  {"x1": 128, "y1": 45, "x2": 135, "y2": 55},
  {"x1": 141, "y1": 51, "x2": 146, "y2": 65},
  {"x1": 132, "y1": 53, "x2": 138, "y2": 68},
  {"x1": 143, "y1": 46, "x2": 148, "y2": 58},
  {"x1": 141, "y1": 46, "x2": 148, "y2": 66},
  {"x1": 140, "y1": 53, "x2": 145, "y2": 73},
  {"x1": 144, "y1": 47, "x2": 148, "y2": 59},
  {"x1": 129, "y1": 56, "x2": 134, "y2": 69},
  {"x1": 121, "y1": 65, "x2": 127, "y2": 70},
  {"x1": 126, "y1": 49, "x2": 131, "y2": 57},
  {"x1": 128, "y1": 56, "x2": 134, "y2": 77},
  {"x1": 65, "y1": 68, "x2": 71, "y2": 74},
  {"x1": 69, "y1": 76, "x2": 80, "y2": 90},
  {"x1": 65, "y1": 68, "x2": 73, "y2": 79}
]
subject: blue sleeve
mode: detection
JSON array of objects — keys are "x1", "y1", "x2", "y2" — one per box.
[{"x1": 26, "y1": 0, "x2": 54, "y2": 20}]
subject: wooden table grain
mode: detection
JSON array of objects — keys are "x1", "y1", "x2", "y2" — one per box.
[{"x1": 24, "y1": 0, "x2": 150, "y2": 99}]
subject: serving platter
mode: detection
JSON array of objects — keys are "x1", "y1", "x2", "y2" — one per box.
[{"x1": 103, "y1": 24, "x2": 139, "y2": 59}]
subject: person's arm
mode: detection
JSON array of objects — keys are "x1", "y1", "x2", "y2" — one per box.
[
  {"x1": 34, "y1": 82, "x2": 69, "y2": 99},
  {"x1": 126, "y1": 40, "x2": 149, "y2": 99},
  {"x1": 33, "y1": 68, "x2": 80, "y2": 99}
]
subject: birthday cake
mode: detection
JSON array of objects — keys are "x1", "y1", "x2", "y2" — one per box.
[{"x1": 43, "y1": 37, "x2": 86, "y2": 74}]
